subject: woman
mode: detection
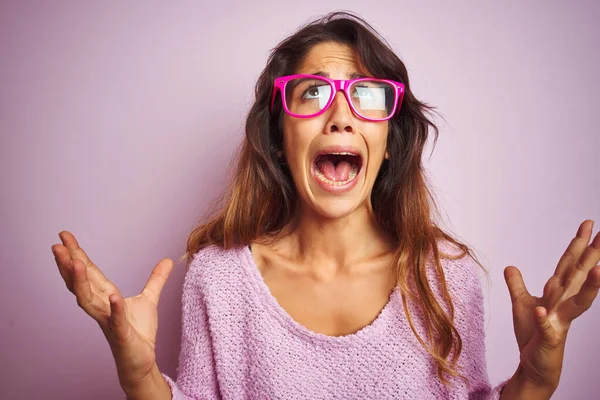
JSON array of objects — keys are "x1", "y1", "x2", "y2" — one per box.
[{"x1": 51, "y1": 12, "x2": 599, "y2": 399}]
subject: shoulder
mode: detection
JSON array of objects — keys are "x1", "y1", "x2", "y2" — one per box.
[
  {"x1": 187, "y1": 244, "x2": 243, "y2": 270},
  {"x1": 435, "y1": 240, "x2": 483, "y2": 282},
  {"x1": 431, "y1": 240, "x2": 487, "y2": 308},
  {"x1": 184, "y1": 244, "x2": 249, "y2": 291}
]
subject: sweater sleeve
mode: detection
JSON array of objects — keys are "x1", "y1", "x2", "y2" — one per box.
[
  {"x1": 452, "y1": 254, "x2": 511, "y2": 400},
  {"x1": 161, "y1": 253, "x2": 221, "y2": 399}
]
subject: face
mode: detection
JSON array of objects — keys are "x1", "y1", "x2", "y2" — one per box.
[{"x1": 281, "y1": 42, "x2": 390, "y2": 220}]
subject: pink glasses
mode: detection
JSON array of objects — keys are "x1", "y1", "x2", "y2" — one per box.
[{"x1": 270, "y1": 74, "x2": 405, "y2": 121}]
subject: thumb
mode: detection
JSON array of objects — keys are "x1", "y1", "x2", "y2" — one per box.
[
  {"x1": 108, "y1": 293, "x2": 131, "y2": 343},
  {"x1": 141, "y1": 258, "x2": 174, "y2": 305},
  {"x1": 504, "y1": 266, "x2": 532, "y2": 304},
  {"x1": 534, "y1": 306, "x2": 560, "y2": 348}
]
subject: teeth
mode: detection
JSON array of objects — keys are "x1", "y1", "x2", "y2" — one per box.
[
  {"x1": 326, "y1": 152, "x2": 357, "y2": 156},
  {"x1": 315, "y1": 164, "x2": 359, "y2": 186}
]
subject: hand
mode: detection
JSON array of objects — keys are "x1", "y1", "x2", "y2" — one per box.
[
  {"x1": 52, "y1": 231, "x2": 174, "y2": 390},
  {"x1": 503, "y1": 219, "x2": 600, "y2": 393}
]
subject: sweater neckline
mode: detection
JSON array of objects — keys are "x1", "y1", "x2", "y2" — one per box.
[{"x1": 236, "y1": 245, "x2": 399, "y2": 347}]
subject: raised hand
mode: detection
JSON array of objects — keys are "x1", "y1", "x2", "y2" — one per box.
[
  {"x1": 504, "y1": 219, "x2": 600, "y2": 394},
  {"x1": 51, "y1": 231, "x2": 174, "y2": 391}
]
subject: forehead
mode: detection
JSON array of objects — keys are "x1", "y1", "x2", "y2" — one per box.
[{"x1": 295, "y1": 42, "x2": 369, "y2": 78}]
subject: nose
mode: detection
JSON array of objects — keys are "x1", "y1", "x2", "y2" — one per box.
[{"x1": 324, "y1": 91, "x2": 355, "y2": 134}]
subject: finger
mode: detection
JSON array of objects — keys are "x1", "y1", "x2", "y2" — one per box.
[
  {"x1": 72, "y1": 258, "x2": 94, "y2": 310},
  {"x1": 563, "y1": 228, "x2": 600, "y2": 293},
  {"x1": 141, "y1": 258, "x2": 174, "y2": 306},
  {"x1": 534, "y1": 306, "x2": 561, "y2": 348},
  {"x1": 504, "y1": 266, "x2": 532, "y2": 303},
  {"x1": 58, "y1": 231, "x2": 113, "y2": 293},
  {"x1": 108, "y1": 293, "x2": 131, "y2": 345},
  {"x1": 59, "y1": 231, "x2": 94, "y2": 266},
  {"x1": 543, "y1": 275, "x2": 563, "y2": 303},
  {"x1": 52, "y1": 244, "x2": 75, "y2": 291},
  {"x1": 553, "y1": 220, "x2": 594, "y2": 284},
  {"x1": 72, "y1": 258, "x2": 107, "y2": 321},
  {"x1": 558, "y1": 265, "x2": 600, "y2": 323}
]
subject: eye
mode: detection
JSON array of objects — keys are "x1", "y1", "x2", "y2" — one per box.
[
  {"x1": 302, "y1": 84, "x2": 329, "y2": 99},
  {"x1": 352, "y1": 86, "x2": 374, "y2": 99}
]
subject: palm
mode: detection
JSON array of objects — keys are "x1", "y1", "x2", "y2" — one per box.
[
  {"x1": 511, "y1": 294, "x2": 542, "y2": 351},
  {"x1": 122, "y1": 295, "x2": 159, "y2": 347},
  {"x1": 509, "y1": 283, "x2": 566, "y2": 385},
  {"x1": 90, "y1": 283, "x2": 160, "y2": 349},
  {"x1": 97, "y1": 293, "x2": 161, "y2": 376},
  {"x1": 85, "y1": 282, "x2": 161, "y2": 374},
  {"x1": 504, "y1": 220, "x2": 600, "y2": 388}
]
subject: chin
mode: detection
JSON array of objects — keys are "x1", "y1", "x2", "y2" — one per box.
[{"x1": 306, "y1": 196, "x2": 364, "y2": 220}]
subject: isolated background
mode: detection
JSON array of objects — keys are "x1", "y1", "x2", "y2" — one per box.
[{"x1": 1, "y1": 1, "x2": 599, "y2": 399}]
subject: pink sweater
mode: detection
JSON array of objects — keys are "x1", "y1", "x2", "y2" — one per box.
[{"x1": 161, "y1": 243, "x2": 510, "y2": 399}]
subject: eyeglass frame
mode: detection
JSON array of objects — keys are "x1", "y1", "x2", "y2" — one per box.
[{"x1": 270, "y1": 74, "x2": 405, "y2": 122}]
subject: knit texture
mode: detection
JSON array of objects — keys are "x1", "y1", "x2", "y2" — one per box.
[{"x1": 161, "y1": 242, "x2": 510, "y2": 399}]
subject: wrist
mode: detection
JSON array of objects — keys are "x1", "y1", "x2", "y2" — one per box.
[
  {"x1": 122, "y1": 364, "x2": 171, "y2": 400},
  {"x1": 500, "y1": 365, "x2": 557, "y2": 400}
]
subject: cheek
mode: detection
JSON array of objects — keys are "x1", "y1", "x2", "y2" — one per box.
[
  {"x1": 365, "y1": 125, "x2": 389, "y2": 160},
  {"x1": 282, "y1": 119, "x2": 322, "y2": 165}
]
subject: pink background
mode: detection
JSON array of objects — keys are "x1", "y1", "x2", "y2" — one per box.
[{"x1": 1, "y1": 1, "x2": 599, "y2": 399}]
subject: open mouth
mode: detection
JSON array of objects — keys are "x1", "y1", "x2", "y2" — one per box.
[{"x1": 313, "y1": 152, "x2": 363, "y2": 187}]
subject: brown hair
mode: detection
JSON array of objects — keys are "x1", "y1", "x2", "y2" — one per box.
[{"x1": 181, "y1": 11, "x2": 489, "y2": 389}]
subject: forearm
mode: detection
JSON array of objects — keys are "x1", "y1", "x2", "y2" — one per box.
[
  {"x1": 122, "y1": 363, "x2": 173, "y2": 400},
  {"x1": 499, "y1": 365, "x2": 556, "y2": 400}
]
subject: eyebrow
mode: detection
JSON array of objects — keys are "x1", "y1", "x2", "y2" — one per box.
[{"x1": 311, "y1": 70, "x2": 369, "y2": 79}]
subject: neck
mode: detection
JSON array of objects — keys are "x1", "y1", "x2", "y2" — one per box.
[{"x1": 282, "y1": 202, "x2": 394, "y2": 271}]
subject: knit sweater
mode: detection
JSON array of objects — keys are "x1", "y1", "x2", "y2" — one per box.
[{"x1": 161, "y1": 243, "x2": 510, "y2": 399}]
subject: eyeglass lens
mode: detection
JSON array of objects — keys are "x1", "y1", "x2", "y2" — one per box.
[{"x1": 284, "y1": 77, "x2": 395, "y2": 119}]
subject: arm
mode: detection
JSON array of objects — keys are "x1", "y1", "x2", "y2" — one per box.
[
  {"x1": 127, "y1": 252, "x2": 221, "y2": 400},
  {"x1": 449, "y1": 254, "x2": 510, "y2": 400},
  {"x1": 457, "y1": 255, "x2": 557, "y2": 400}
]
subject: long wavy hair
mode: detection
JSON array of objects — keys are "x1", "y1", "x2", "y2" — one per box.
[{"x1": 181, "y1": 11, "x2": 488, "y2": 389}]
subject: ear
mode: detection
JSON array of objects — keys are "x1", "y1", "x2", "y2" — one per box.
[{"x1": 384, "y1": 150, "x2": 389, "y2": 160}]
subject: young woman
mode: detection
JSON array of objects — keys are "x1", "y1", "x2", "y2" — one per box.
[{"x1": 52, "y1": 12, "x2": 600, "y2": 400}]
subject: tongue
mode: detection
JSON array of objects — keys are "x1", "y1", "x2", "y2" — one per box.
[{"x1": 317, "y1": 159, "x2": 352, "y2": 182}]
